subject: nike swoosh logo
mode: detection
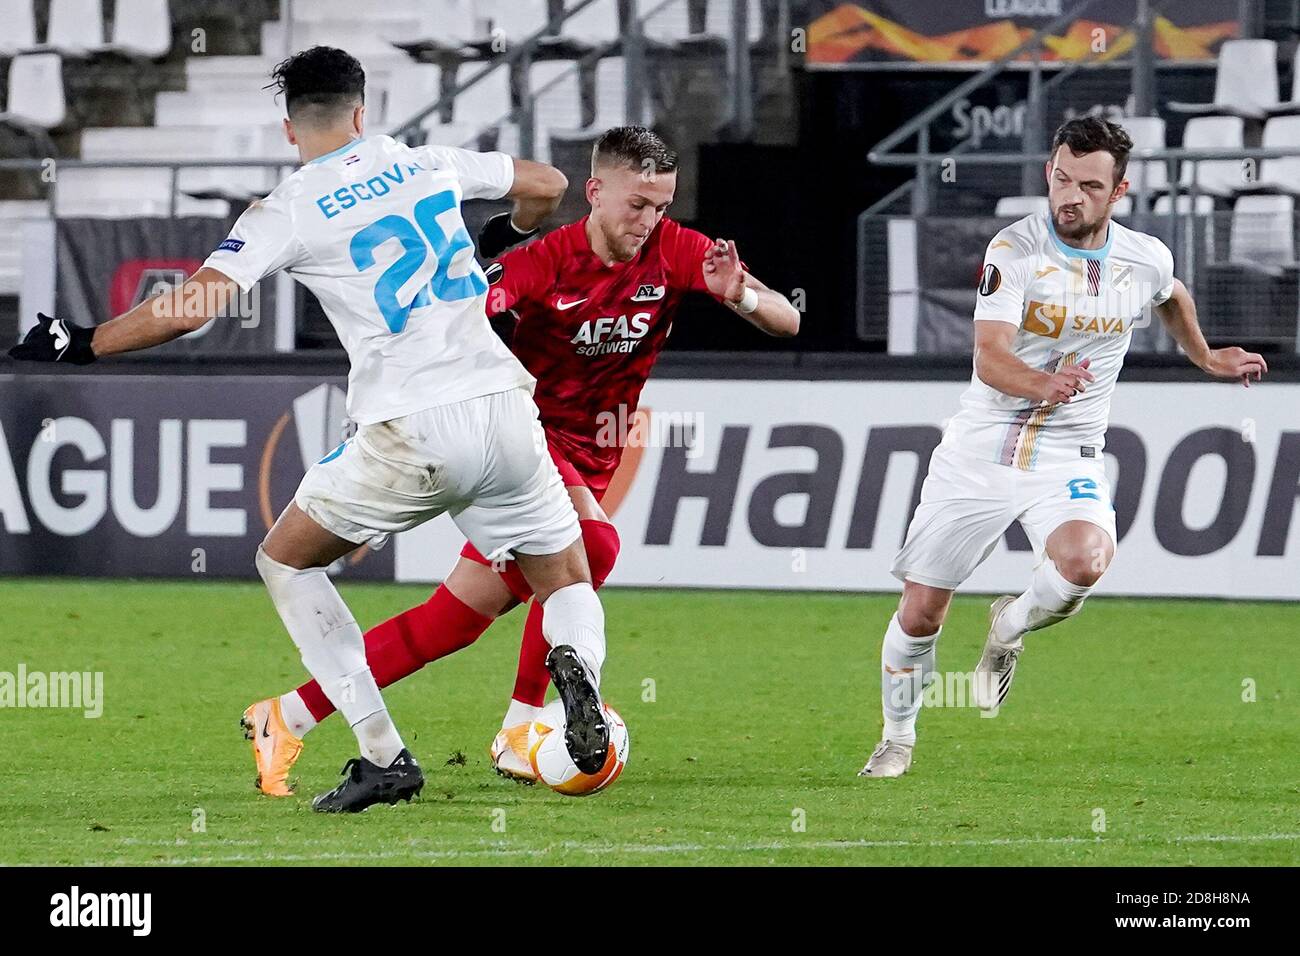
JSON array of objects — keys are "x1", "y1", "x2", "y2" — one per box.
[
  {"x1": 51, "y1": 320, "x2": 69, "y2": 352},
  {"x1": 261, "y1": 717, "x2": 272, "y2": 739},
  {"x1": 555, "y1": 297, "x2": 588, "y2": 311}
]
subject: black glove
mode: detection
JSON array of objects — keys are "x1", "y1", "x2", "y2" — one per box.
[
  {"x1": 477, "y1": 212, "x2": 538, "y2": 260},
  {"x1": 8, "y1": 313, "x2": 97, "y2": 365}
]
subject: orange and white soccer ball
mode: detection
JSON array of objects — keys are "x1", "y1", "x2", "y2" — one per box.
[{"x1": 527, "y1": 699, "x2": 629, "y2": 796}]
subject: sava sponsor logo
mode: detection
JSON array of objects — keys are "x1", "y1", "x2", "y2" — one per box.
[
  {"x1": 570, "y1": 313, "x2": 651, "y2": 356},
  {"x1": 50, "y1": 886, "x2": 151, "y2": 936}
]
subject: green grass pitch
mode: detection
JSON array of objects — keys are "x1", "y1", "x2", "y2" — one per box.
[{"x1": 1, "y1": 579, "x2": 1296, "y2": 866}]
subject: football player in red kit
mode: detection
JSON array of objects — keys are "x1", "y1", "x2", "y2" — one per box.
[{"x1": 244, "y1": 126, "x2": 799, "y2": 792}]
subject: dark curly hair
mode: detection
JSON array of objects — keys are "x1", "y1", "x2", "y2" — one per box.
[
  {"x1": 591, "y1": 126, "x2": 678, "y2": 176},
  {"x1": 1051, "y1": 116, "x2": 1133, "y2": 184},
  {"x1": 267, "y1": 46, "x2": 365, "y2": 124}
]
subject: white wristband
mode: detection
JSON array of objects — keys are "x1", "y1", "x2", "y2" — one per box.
[{"x1": 734, "y1": 286, "x2": 759, "y2": 314}]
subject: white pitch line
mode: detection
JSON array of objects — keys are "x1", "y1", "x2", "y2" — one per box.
[{"x1": 65, "y1": 831, "x2": 1300, "y2": 867}]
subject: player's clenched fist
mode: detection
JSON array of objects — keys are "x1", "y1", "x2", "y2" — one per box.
[
  {"x1": 1039, "y1": 357, "x2": 1093, "y2": 405},
  {"x1": 1202, "y1": 345, "x2": 1268, "y2": 388},
  {"x1": 8, "y1": 312, "x2": 97, "y2": 365}
]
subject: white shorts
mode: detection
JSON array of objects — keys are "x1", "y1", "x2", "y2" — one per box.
[
  {"x1": 294, "y1": 387, "x2": 580, "y2": 561},
  {"x1": 891, "y1": 442, "x2": 1118, "y2": 590}
]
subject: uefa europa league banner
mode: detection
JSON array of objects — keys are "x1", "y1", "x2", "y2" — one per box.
[
  {"x1": 807, "y1": 1, "x2": 1239, "y2": 67},
  {"x1": 55, "y1": 217, "x2": 277, "y2": 356},
  {"x1": 0, "y1": 374, "x2": 392, "y2": 579}
]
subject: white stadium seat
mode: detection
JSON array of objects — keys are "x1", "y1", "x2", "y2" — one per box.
[
  {"x1": 1168, "y1": 39, "x2": 1278, "y2": 120},
  {"x1": 42, "y1": 0, "x2": 106, "y2": 57},
  {"x1": 0, "y1": 0, "x2": 37, "y2": 55},
  {"x1": 994, "y1": 195, "x2": 1048, "y2": 218},
  {"x1": 1230, "y1": 194, "x2": 1295, "y2": 266},
  {"x1": 529, "y1": 60, "x2": 582, "y2": 163},
  {"x1": 558, "y1": 0, "x2": 620, "y2": 46},
  {"x1": 54, "y1": 167, "x2": 228, "y2": 217},
  {"x1": 384, "y1": 64, "x2": 442, "y2": 133},
  {"x1": 0, "y1": 53, "x2": 67, "y2": 129},
  {"x1": 1122, "y1": 115, "x2": 1169, "y2": 194},
  {"x1": 1111, "y1": 195, "x2": 1133, "y2": 218},
  {"x1": 108, "y1": 0, "x2": 172, "y2": 59},
  {"x1": 450, "y1": 63, "x2": 511, "y2": 129},
  {"x1": 481, "y1": 0, "x2": 548, "y2": 44},
  {"x1": 642, "y1": 1, "x2": 693, "y2": 43},
  {"x1": 1256, "y1": 116, "x2": 1300, "y2": 194},
  {"x1": 703, "y1": 0, "x2": 764, "y2": 44},
  {"x1": 1153, "y1": 193, "x2": 1215, "y2": 215},
  {"x1": 1178, "y1": 116, "x2": 1247, "y2": 197}
]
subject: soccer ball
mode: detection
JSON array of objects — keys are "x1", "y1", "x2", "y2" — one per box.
[{"x1": 527, "y1": 698, "x2": 629, "y2": 796}]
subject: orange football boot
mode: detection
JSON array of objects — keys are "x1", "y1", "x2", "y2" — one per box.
[{"x1": 241, "y1": 698, "x2": 304, "y2": 797}]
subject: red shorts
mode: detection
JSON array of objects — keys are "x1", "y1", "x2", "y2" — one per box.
[{"x1": 460, "y1": 435, "x2": 614, "y2": 581}]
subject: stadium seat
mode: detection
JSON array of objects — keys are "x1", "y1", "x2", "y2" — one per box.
[
  {"x1": 1167, "y1": 39, "x2": 1279, "y2": 120},
  {"x1": 701, "y1": 0, "x2": 764, "y2": 45},
  {"x1": 1254, "y1": 116, "x2": 1300, "y2": 194},
  {"x1": 641, "y1": 1, "x2": 694, "y2": 43},
  {"x1": 1152, "y1": 193, "x2": 1215, "y2": 215},
  {"x1": 1111, "y1": 195, "x2": 1133, "y2": 218},
  {"x1": 384, "y1": 63, "x2": 443, "y2": 133},
  {"x1": 1122, "y1": 115, "x2": 1170, "y2": 195},
  {"x1": 54, "y1": 167, "x2": 229, "y2": 217},
  {"x1": 1178, "y1": 116, "x2": 1247, "y2": 197},
  {"x1": 449, "y1": 62, "x2": 511, "y2": 129},
  {"x1": 1270, "y1": 42, "x2": 1300, "y2": 116},
  {"x1": 1229, "y1": 194, "x2": 1295, "y2": 267},
  {"x1": 391, "y1": 0, "x2": 483, "y2": 56},
  {"x1": 0, "y1": 0, "x2": 37, "y2": 56},
  {"x1": 106, "y1": 0, "x2": 172, "y2": 59},
  {"x1": 528, "y1": 61, "x2": 583, "y2": 163},
  {"x1": 0, "y1": 53, "x2": 67, "y2": 130},
  {"x1": 994, "y1": 195, "x2": 1048, "y2": 218},
  {"x1": 554, "y1": 0, "x2": 621, "y2": 47},
  {"x1": 39, "y1": 0, "x2": 107, "y2": 57}
]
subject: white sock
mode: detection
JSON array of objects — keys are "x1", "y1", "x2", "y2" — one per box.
[
  {"x1": 539, "y1": 582, "x2": 606, "y2": 690},
  {"x1": 997, "y1": 558, "x2": 1093, "y2": 643},
  {"x1": 278, "y1": 690, "x2": 317, "y2": 738},
  {"x1": 503, "y1": 698, "x2": 541, "y2": 729},
  {"x1": 256, "y1": 548, "x2": 404, "y2": 767},
  {"x1": 880, "y1": 613, "x2": 939, "y2": 747}
]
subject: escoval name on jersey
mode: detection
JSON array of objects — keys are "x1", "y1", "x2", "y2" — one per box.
[{"x1": 314, "y1": 161, "x2": 430, "y2": 219}]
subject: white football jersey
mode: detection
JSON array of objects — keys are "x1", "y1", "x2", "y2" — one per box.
[
  {"x1": 944, "y1": 212, "x2": 1174, "y2": 470},
  {"x1": 204, "y1": 134, "x2": 534, "y2": 426}
]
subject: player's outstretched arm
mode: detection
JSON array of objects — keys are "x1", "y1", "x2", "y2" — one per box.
[
  {"x1": 8, "y1": 267, "x2": 241, "y2": 364},
  {"x1": 702, "y1": 239, "x2": 799, "y2": 337},
  {"x1": 477, "y1": 159, "x2": 568, "y2": 259},
  {"x1": 974, "y1": 320, "x2": 1094, "y2": 406},
  {"x1": 1154, "y1": 278, "x2": 1267, "y2": 387}
]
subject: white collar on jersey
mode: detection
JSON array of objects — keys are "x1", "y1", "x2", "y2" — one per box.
[
  {"x1": 1045, "y1": 212, "x2": 1113, "y2": 261},
  {"x1": 307, "y1": 137, "x2": 365, "y2": 165}
]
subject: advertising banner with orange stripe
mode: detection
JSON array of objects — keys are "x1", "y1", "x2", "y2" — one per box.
[
  {"x1": 807, "y1": 1, "x2": 1239, "y2": 68},
  {"x1": 393, "y1": 377, "x2": 1300, "y2": 600}
]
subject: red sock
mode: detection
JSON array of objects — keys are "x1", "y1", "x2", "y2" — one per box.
[
  {"x1": 510, "y1": 520, "x2": 620, "y2": 708},
  {"x1": 295, "y1": 585, "x2": 494, "y2": 722},
  {"x1": 511, "y1": 602, "x2": 551, "y2": 707}
]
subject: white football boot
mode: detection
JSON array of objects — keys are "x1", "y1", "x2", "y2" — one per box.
[
  {"x1": 857, "y1": 739, "x2": 913, "y2": 778},
  {"x1": 973, "y1": 595, "x2": 1022, "y2": 712}
]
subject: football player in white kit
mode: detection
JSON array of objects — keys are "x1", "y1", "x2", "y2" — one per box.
[
  {"x1": 9, "y1": 47, "x2": 613, "y2": 811},
  {"x1": 859, "y1": 117, "x2": 1268, "y2": 778}
]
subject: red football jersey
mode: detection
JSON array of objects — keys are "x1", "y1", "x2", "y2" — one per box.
[{"x1": 486, "y1": 215, "x2": 720, "y2": 477}]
